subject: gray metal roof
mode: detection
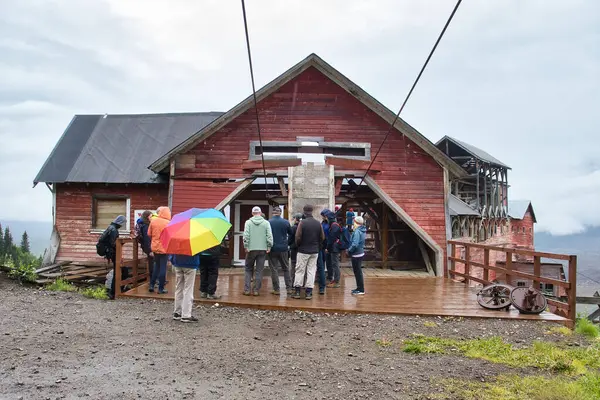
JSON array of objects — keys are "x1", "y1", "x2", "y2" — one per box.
[
  {"x1": 508, "y1": 200, "x2": 536, "y2": 222},
  {"x1": 437, "y1": 136, "x2": 510, "y2": 169},
  {"x1": 34, "y1": 112, "x2": 223, "y2": 184},
  {"x1": 449, "y1": 194, "x2": 481, "y2": 217}
]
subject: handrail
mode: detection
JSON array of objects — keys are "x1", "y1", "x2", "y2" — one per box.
[
  {"x1": 447, "y1": 240, "x2": 577, "y2": 328},
  {"x1": 114, "y1": 237, "x2": 149, "y2": 297}
]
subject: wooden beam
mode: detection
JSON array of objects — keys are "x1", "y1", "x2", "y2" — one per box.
[
  {"x1": 334, "y1": 178, "x2": 343, "y2": 196},
  {"x1": 567, "y1": 255, "x2": 577, "y2": 328},
  {"x1": 324, "y1": 156, "x2": 383, "y2": 172},
  {"x1": 277, "y1": 177, "x2": 287, "y2": 196},
  {"x1": 242, "y1": 158, "x2": 301, "y2": 170},
  {"x1": 418, "y1": 239, "x2": 434, "y2": 276},
  {"x1": 382, "y1": 204, "x2": 389, "y2": 269},
  {"x1": 214, "y1": 179, "x2": 255, "y2": 210}
]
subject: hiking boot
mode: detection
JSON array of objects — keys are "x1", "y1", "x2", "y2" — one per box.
[
  {"x1": 173, "y1": 312, "x2": 181, "y2": 320},
  {"x1": 207, "y1": 294, "x2": 221, "y2": 300},
  {"x1": 327, "y1": 282, "x2": 340, "y2": 288},
  {"x1": 253, "y1": 291, "x2": 260, "y2": 296},
  {"x1": 319, "y1": 287, "x2": 325, "y2": 295},
  {"x1": 291, "y1": 287, "x2": 301, "y2": 299},
  {"x1": 181, "y1": 316, "x2": 199, "y2": 323},
  {"x1": 271, "y1": 290, "x2": 280, "y2": 295},
  {"x1": 243, "y1": 291, "x2": 251, "y2": 296},
  {"x1": 200, "y1": 291, "x2": 208, "y2": 298},
  {"x1": 286, "y1": 288, "x2": 294, "y2": 295},
  {"x1": 305, "y1": 288, "x2": 313, "y2": 300},
  {"x1": 148, "y1": 285, "x2": 155, "y2": 293},
  {"x1": 158, "y1": 289, "x2": 168, "y2": 294}
]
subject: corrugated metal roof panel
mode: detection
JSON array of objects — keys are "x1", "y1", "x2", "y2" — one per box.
[
  {"x1": 508, "y1": 200, "x2": 535, "y2": 221},
  {"x1": 439, "y1": 136, "x2": 510, "y2": 169},
  {"x1": 34, "y1": 112, "x2": 223, "y2": 184},
  {"x1": 449, "y1": 194, "x2": 480, "y2": 216}
]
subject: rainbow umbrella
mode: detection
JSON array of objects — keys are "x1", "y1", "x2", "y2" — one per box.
[{"x1": 160, "y1": 208, "x2": 231, "y2": 255}]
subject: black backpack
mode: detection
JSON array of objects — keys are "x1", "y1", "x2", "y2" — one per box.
[{"x1": 96, "y1": 227, "x2": 112, "y2": 257}]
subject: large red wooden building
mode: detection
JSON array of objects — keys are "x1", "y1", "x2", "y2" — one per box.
[{"x1": 34, "y1": 54, "x2": 534, "y2": 276}]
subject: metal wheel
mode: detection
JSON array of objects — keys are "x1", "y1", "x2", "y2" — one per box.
[
  {"x1": 510, "y1": 286, "x2": 547, "y2": 314},
  {"x1": 477, "y1": 284, "x2": 513, "y2": 310}
]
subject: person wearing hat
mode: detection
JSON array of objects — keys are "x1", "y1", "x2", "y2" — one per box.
[
  {"x1": 97, "y1": 214, "x2": 127, "y2": 300},
  {"x1": 242, "y1": 206, "x2": 273, "y2": 296},
  {"x1": 347, "y1": 215, "x2": 367, "y2": 295},
  {"x1": 292, "y1": 204, "x2": 325, "y2": 300},
  {"x1": 268, "y1": 206, "x2": 293, "y2": 295},
  {"x1": 288, "y1": 212, "x2": 304, "y2": 289}
]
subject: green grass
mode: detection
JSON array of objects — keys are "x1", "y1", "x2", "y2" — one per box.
[
  {"x1": 375, "y1": 338, "x2": 393, "y2": 347},
  {"x1": 546, "y1": 326, "x2": 574, "y2": 336},
  {"x1": 45, "y1": 278, "x2": 77, "y2": 292},
  {"x1": 434, "y1": 373, "x2": 600, "y2": 400},
  {"x1": 424, "y1": 321, "x2": 438, "y2": 328},
  {"x1": 576, "y1": 318, "x2": 600, "y2": 339},
  {"x1": 402, "y1": 334, "x2": 600, "y2": 374},
  {"x1": 81, "y1": 286, "x2": 109, "y2": 300}
]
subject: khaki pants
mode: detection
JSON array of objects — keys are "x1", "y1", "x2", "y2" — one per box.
[
  {"x1": 294, "y1": 252, "x2": 318, "y2": 289},
  {"x1": 174, "y1": 267, "x2": 196, "y2": 318}
]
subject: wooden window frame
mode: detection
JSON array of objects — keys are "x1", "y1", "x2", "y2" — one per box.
[{"x1": 90, "y1": 194, "x2": 131, "y2": 234}]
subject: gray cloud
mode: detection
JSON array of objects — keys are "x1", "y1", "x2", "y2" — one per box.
[{"x1": 0, "y1": 0, "x2": 598, "y2": 235}]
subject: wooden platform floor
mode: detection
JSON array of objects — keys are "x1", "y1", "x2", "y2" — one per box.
[{"x1": 122, "y1": 269, "x2": 566, "y2": 323}]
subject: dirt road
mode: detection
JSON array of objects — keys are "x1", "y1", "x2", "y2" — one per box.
[{"x1": 0, "y1": 274, "x2": 561, "y2": 399}]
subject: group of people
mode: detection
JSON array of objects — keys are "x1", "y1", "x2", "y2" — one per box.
[
  {"x1": 98, "y1": 206, "x2": 221, "y2": 323},
  {"x1": 243, "y1": 204, "x2": 367, "y2": 299}
]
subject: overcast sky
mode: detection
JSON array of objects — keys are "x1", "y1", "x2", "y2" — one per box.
[{"x1": 1, "y1": 0, "x2": 598, "y2": 235}]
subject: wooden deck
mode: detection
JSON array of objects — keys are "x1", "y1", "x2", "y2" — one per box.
[{"x1": 122, "y1": 268, "x2": 566, "y2": 323}]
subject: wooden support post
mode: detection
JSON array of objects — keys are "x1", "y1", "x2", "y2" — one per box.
[
  {"x1": 382, "y1": 204, "x2": 389, "y2": 269},
  {"x1": 475, "y1": 160, "x2": 480, "y2": 211},
  {"x1": 483, "y1": 248, "x2": 490, "y2": 282},
  {"x1": 533, "y1": 255, "x2": 541, "y2": 290},
  {"x1": 418, "y1": 239, "x2": 434, "y2": 276},
  {"x1": 277, "y1": 177, "x2": 287, "y2": 196},
  {"x1": 464, "y1": 245, "x2": 471, "y2": 285},
  {"x1": 505, "y1": 251, "x2": 513, "y2": 284},
  {"x1": 449, "y1": 242, "x2": 456, "y2": 278},
  {"x1": 132, "y1": 238, "x2": 138, "y2": 286},
  {"x1": 567, "y1": 255, "x2": 577, "y2": 329},
  {"x1": 115, "y1": 239, "x2": 123, "y2": 298},
  {"x1": 334, "y1": 178, "x2": 343, "y2": 196}
]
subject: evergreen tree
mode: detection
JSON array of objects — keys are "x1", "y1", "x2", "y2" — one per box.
[
  {"x1": 3, "y1": 227, "x2": 13, "y2": 254},
  {"x1": 0, "y1": 222, "x2": 4, "y2": 259},
  {"x1": 20, "y1": 231, "x2": 31, "y2": 254}
]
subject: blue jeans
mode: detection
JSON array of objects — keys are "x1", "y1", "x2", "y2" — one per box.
[
  {"x1": 151, "y1": 253, "x2": 168, "y2": 291},
  {"x1": 317, "y1": 250, "x2": 327, "y2": 290}
]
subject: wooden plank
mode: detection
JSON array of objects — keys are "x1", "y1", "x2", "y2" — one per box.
[
  {"x1": 505, "y1": 251, "x2": 513, "y2": 284},
  {"x1": 35, "y1": 261, "x2": 71, "y2": 274},
  {"x1": 483, "y1": 248, "x2": 490, "y2": 282},
  {"x1": 334, "y1": 178, "x2": 343, "y2": 196},
  {"x1": 448, "y1": 270, "x2": 491, "y2": 285},
  {"x1": 277, "y1": 177, "x2": 287, "y2": 196},
  {"x1": 324, "y1": 156, "x2": 383, "y2": 172},
  {"x1": 567, "y1": 255, "x2": 577, "y2": 328},
  {"x1": 417, "y1": 239, "x2": 434, "y2": 276},
  {"x1": 382, "y1": 204, "x2": 389, "y2": 269},
  {"x1": 241, "y1": 158, "x2": 302, "y2": 170},
  {"x1": 464, "y1": 245, "x2": 471, "y2": 282},
  {"x1": 533, "y1": 255, "x2": 541, "y2": 289},
  {"x1": 576, "y1": 296, "x2": 600, "y2": 305}
]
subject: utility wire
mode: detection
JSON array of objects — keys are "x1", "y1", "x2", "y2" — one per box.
[
  {"x1": 577, "y1": 271, "x2": 600, "y2": 286},
  {"x1": 353, "y1": 0, "x2": 463, "y2": 194},
  {"x1": 241, "y1": 0, "x2": 269, "y2": 197}
]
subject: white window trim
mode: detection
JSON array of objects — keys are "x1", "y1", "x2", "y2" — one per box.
[
  {"x1": 89, "y1": 197, "x2": 131, "y2": 235},
  {"x1": 233, "y1": 200, "x2": 273, "y2": 265}
]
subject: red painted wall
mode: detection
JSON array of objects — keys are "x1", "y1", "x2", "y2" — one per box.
[
  {"x1": 174, "y1": 67, "x2": 446, "y2": 252},
  {"x1": 509, "y1": 209, "x2": 535, "y2": 249},
  {"x1": 171, "y1": 180, "x2": 243, "y2": 214},
  {"x1": 55, "y1": 183, "x2": 168, "y2": 262}
]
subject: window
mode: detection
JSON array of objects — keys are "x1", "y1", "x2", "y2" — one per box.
[
  {"x1": 522, "y1": 227, "x2": 526, "y2": 233},
  {"x1": 92, "y1": 195, "x2": 130, "y2": 231},
  {"x1": 516, "y1": 281, "x2": 528, "y2": 287},
  {"x1": 540, "y1": 283, "x2": 554, "y2": 295}
]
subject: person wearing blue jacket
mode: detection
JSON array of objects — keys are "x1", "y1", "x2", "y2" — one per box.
[
  {"x1": 169, "y1": 253, "x2": 200, "y2": 322},
  {"x1": 268, "y1": 207, "x2": 293, "y2": 295},
  {"x1": 347, "y1": 216, "x2": 367, "y2": 295}
]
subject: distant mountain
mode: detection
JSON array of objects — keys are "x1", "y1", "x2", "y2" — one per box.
[
  {"x1": 0, "y1": 220, "x2": 52, "y2": 256},
  {"x1": 535, "y1": 227, "x2": 600, "y2": 286}
]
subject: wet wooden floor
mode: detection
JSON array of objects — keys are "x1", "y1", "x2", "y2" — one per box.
[{"x1": 122, "y1": 268, "x2": 566, "y2": 323}]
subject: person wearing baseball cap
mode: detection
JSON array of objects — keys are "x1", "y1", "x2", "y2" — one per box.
[
  {"x1": 347, "y1": 215, "x2": 367, "y2": 295},
  {"x1": 242, "y1": 206, "x2": 273, "y2": 296},
  {"x1": 267, "y1": 206, "x2": 293, "y2": 295}
]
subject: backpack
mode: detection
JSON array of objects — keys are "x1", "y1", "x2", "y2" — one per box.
[
  {"x1": 96, "y1": 227, "x2": 112, "y2": 257},
  {"x1": 332, "y1": 222, "x2": 351, "y2": 250}
]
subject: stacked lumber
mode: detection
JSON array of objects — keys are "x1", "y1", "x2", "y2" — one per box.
[{"x1": 35, "y1": 261, "x2": 112, "y2": 285}]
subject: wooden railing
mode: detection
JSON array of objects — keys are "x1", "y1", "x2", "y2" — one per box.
[
  {"x1": 448, "y1": 240, "x2": 577, "y2": 327},
  {"x1": 114, "y1": 237, "x2": 150, "y2": 297}
]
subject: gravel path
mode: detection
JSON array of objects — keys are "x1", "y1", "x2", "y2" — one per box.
[{"x1": 0, "y1": 274, "x2": 566, "y2": 400}]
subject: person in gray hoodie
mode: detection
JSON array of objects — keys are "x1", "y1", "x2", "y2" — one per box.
[
  {"x1": 268, "y1": 207, "x2": 294, "y2": 295},
  {"x1": 243, "y1": 206, "x2": 273, "y2": 296}
]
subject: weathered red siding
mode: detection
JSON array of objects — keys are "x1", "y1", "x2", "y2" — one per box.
[
  {"x1": 509, "y1": 210, "x2": 535, "y2": 249},
  {"x1": 171, "y1": 180, "x2": 243, "y2": 214},
  {"x1": 175, "y1": 67, "x2": 446, "y2": 250},
  {"x1": 55, "y1": 183, "x2": 168, "y2": 262}
]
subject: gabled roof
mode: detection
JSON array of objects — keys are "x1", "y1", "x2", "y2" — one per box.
[
  {"x1": 436, "y1": 136, "x2": 510, "y2": 169},
  {"x1": 508, "y1": 200, "x2": 537, "y2": 222},
  {"x1": 148, "y1": 53, "x2": 467, "y2": 179},
  {"x1": 34, "y1": 112, "x2": 223, "y2": 185},
  {"x1": 449, "y1": 194, "x2": 480, "y2": 217}
]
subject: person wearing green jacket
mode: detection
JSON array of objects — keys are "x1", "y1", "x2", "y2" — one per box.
[{"x1": 243, "y1": 206, "x2": 273, "y2": 296}]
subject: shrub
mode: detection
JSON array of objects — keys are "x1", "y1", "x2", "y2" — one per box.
[
  {"x1": 7, "y1": 259, "x2": 38, "y2": 284},
  {"x1": 46, "y1": 278, "x2": 76, "y2": 292},
  {"x1": 575, "y1": 318, "x2": 600, "y2": 339},
  {"x1": 81, "y1": 286, "x2": 109, "y2": 300}
]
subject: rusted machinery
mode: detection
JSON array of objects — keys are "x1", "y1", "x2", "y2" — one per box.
[{"x1": 477, "y1": 283, "x2": 547, "y2": 314}]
